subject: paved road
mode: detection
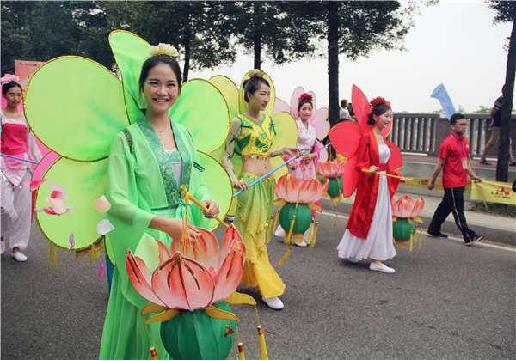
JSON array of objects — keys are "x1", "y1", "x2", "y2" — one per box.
[{"x1": 2, "y1": 211, "x2": 515, "y2": 359}]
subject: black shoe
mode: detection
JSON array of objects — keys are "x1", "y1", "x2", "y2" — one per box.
[
  {"x1": 465, "y1": 235, "x2": 485, "y2": 247},
  {"x1": 427, "y1": 231, "x2": 449, "y2": 238}
]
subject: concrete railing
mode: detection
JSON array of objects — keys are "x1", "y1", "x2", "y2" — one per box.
[{"x1": 392, "y1": 113, "x2": 516, "y2": 158}]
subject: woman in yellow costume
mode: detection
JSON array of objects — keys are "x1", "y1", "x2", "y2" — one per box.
[{"x1": 223, "y1": 73, "x2": 296, "y2": 310}]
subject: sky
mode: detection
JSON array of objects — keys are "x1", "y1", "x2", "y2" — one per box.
[{"x1": 192, "y1": 0, "x2": 513, "y2": 113}]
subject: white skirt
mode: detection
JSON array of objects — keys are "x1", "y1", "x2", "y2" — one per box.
[{"x1": 337, "y1": 176, "x2": 396, "y2": 261}]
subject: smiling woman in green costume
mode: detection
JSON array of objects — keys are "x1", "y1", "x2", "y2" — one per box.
[{"x1": 99, "y1": 45, "x2": 220, "y2": 359}]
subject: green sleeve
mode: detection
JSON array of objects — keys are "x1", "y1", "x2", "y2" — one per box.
[{"x1": 107, "y1": 132, "x2": 154, "y2": 230}]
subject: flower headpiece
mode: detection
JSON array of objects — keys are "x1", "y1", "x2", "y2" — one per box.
[
  {"x1": 248, "y1": 69, "x2": 266, "y2": 78},
  {"x1": 370, "y1": 96, "x2": 390, "y2": 109},
  {"x1": 0, "y1": 74, "x2": 20, "y2": 85},
  {"x1": 150, "y1": 43, "x2": 179, "y2": 58},
  {"x1": 298, "y1": 93, "x2": 313, "y2": 104}
]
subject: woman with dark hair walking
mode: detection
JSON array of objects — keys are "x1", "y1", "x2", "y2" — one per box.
[
  {"x1": 336, "y1": 97, "x2": 400, "y2": 273},
  {"x1": 0, "y1": 77, "x2": 41, "y2": 262},
  {"x1": 223, "y1": 72, "x2": 295, "y2": 310}
]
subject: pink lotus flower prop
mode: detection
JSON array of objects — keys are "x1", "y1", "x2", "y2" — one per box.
[
  {"x1": 391, "y1": 195, "x2": 425, "y2": 219},
  {"x1": 126, "y1": 225, "x2": 244, "y2": 312},
  {"x1": 317, "y1": 161, "x2": 343, "y2": 178},
  {"x1": 275, "y1": 174, "x2": 328, "y2": 205}
]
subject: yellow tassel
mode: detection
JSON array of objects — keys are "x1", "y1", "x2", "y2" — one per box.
[
  {"x1": 205, "y1": 305, "x2": 239, "y2": 321},
  {"x1": 226, "y1": 291, "x2": 257, "y2": 306},
  {"x1": 256, "y1": 325, "x2": 268, "y2": 360},
  {"x1": 278, "y1": 246, "x2": 293, "y2": 267},
  {"x1": 237, "y1": 342, "x2": 246, "y2": 360},
  {"x1": 305, "y1": 221, "x2": 314, "y2": 247},
  {"x1": 285, "y1": 213, "x2": 297, "y2": 245},
  {"x1": 311, "y1": 221, "x2": 320, "y2": 248},
  {"x1": 48, "y1": 242, "x2": 59, "y2": 271}
]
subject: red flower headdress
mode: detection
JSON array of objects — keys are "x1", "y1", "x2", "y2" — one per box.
[
  {"x1": 370, "y1": 96, "x2": 390, "y2": 109},
  {"x1": 298, "y1": 93, "x2": 313, "y2": 104}
]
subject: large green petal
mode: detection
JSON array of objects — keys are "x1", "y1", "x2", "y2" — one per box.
[
  {"x1": 209, "y1": 75, "x2": 239, "y2": 119},
  {"x1": 238, "y1": 69, "x2": 276, "y2": 116},
  {"x1": 172, "y1": 79, "x2": 230, "y2": 154},
  {"x1": 24, "y1": 56, "x2": 128, "y2": 161},
  {"x1": 36, "y1": 158, "x2": 108, "y2": 250},
  {"x1": 108, "y1": 29, "x2": 150, "y2": 123},
  {"x1": 197, "y1": 152, "x2": 232, "y2": 229},
  {"x1": 271, "y1": 111, "x2": 298, "y2": 152}
]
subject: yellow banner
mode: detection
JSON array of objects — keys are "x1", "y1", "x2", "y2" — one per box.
[
  {"x1": 404, "y1": 177, "x2": 515, "y2": 205},
  {"x1": 469, "y1": 180, "x2": 516, "y2": 205}
]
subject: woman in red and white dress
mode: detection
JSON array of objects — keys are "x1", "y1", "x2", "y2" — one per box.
[{"x1": 335, "y1": 97, "x2": 401, "y2": 273}]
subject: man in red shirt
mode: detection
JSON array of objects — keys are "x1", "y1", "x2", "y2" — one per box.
[{"x1": 427, "y1": 113, "x2": 484, "y2": 246}]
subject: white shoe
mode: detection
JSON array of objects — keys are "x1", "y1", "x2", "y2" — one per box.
[
  {"x1": 369, "y1": 262, "x2": 395, "y2": 273},
  {"x1": 12, "y1": 251, "x2": 28, "y2": 262},
  {"x1": 274, "y1": 226, "x2": 286, "y2": 238},
  {"x1": 262, "y1": 296, "x2": 284, "y2": 310},
  {"x1": 295, "y1": 240, "x2": 307, "y2": 247}
]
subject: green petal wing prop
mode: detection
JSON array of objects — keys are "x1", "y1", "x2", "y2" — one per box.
[
  {"x1": 35, "y1": 158, "x2": 108, "y2": 250},
  {"x1": 270, "y1": 111, "x2": 298, "y2": 181},
  {"x1": 108, "y1": 30, "x2": 150, "y2": 123},
  {"x1": 24, "y1": 56, "x2": 128, "y2": 161},
  {"x1": 209, "y1": 75, "x2": 239, "y2": 120},
  {"x1": 172, "y1": 79, "x2": 229, "y2": 154},
  {"x1": 197, "y1": 152, "x2": 232, "y2": 228}
]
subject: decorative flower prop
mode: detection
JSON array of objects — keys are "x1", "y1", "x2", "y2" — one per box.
[
  {"x1": 317, "y1": 161, "x2": 344, "y2": 202},
  {"x1": 392, "y1": 195, "x2": 425, "y2": 220},
  {"x1": 37, "y1": 185, "x2": 71, "y2": 216},
  {"x1": 126, "y1": 223, "x2": 245, "y2": 359},
  {"x1": 391, "y1": 195, "x2": 425, "y2": 248},
  {"x1": 274, "y1": 174, "x2": 327, "y2": 254}
]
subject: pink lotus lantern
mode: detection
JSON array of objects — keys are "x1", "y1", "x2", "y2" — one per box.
[
  {"x1": 126, "y1": 224, "x2": 244, "y2": 360},
  {"x1": 317, "y1": 161, "x2": 344, "y2": 202},
  {"x1": 275, "y1": 175, "x2": 327, "y2": 247},
  {"x1": 391, "y1": 195, "x2": 425, "y2": 246}
]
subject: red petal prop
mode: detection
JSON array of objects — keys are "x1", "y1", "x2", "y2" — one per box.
[
  {"x1": 352, "y1": 84, "x2": 372, "y2": 134},
  {"x1": 328, "y1": 121, "x2": 361, "y2": 158}
]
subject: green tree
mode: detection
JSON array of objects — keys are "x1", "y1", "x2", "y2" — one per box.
[
  {"x1": 488, "y1": 0, "x2": 516, "y2": 181},
  {"x1": 230, "y1": 1, "x2": 318, "y2": 69},
  {"x1": 108, "y1": 1, "x2": 237, "y2": 81},
  {"x1": 293, "y1": 1, "x2": 421, "y2": 126}
]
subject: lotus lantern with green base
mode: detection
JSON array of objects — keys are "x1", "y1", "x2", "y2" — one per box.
[
  {"x1": 274, "y1": 175, "x2": 327, "y2": 261},
  {"x1": 317, "y1": 161, "x2": 345, "y2": 202},
  {"x1": 391, "y1": 195, "x2": 425, "y2": 252},
  {"x1": 126, "y1": 223, "x2": 245, "y2": 360}
]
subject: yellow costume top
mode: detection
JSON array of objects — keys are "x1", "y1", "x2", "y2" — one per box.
[{"x1": 235, "y1": 113, "x2": 275, "y2": 157}]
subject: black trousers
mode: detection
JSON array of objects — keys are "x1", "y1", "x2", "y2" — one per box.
[{"x1": 428, "y1": 187, "x2": 477, "y2": 243}]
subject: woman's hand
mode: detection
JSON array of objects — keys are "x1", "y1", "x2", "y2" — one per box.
[
  {"x1": 363, "y1": 165, "x2": 379, "y2": 175},
  {"x1": 303, "y1": 153, "x2": 317, "y2": 163},
  {"x1": 282, "y1": 147, "x2": 298, "y2": 157},
  {"x1": 231, "y1": 178, "x2": 248, "y2": 191},
  {"x1": 151, "y1": 217, "x2": 200, "y2": 242},
  {"x1": 202, "y1": 200, "x2": 219, "y2": 218}
]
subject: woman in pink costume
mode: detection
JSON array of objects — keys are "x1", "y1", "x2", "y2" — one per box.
[
  {"x1": 0, "y1": 76, "x2": 41, "y2": 261},
  {"x1": 275, "y1": 93, "x2": 322, "y2": 246}
]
